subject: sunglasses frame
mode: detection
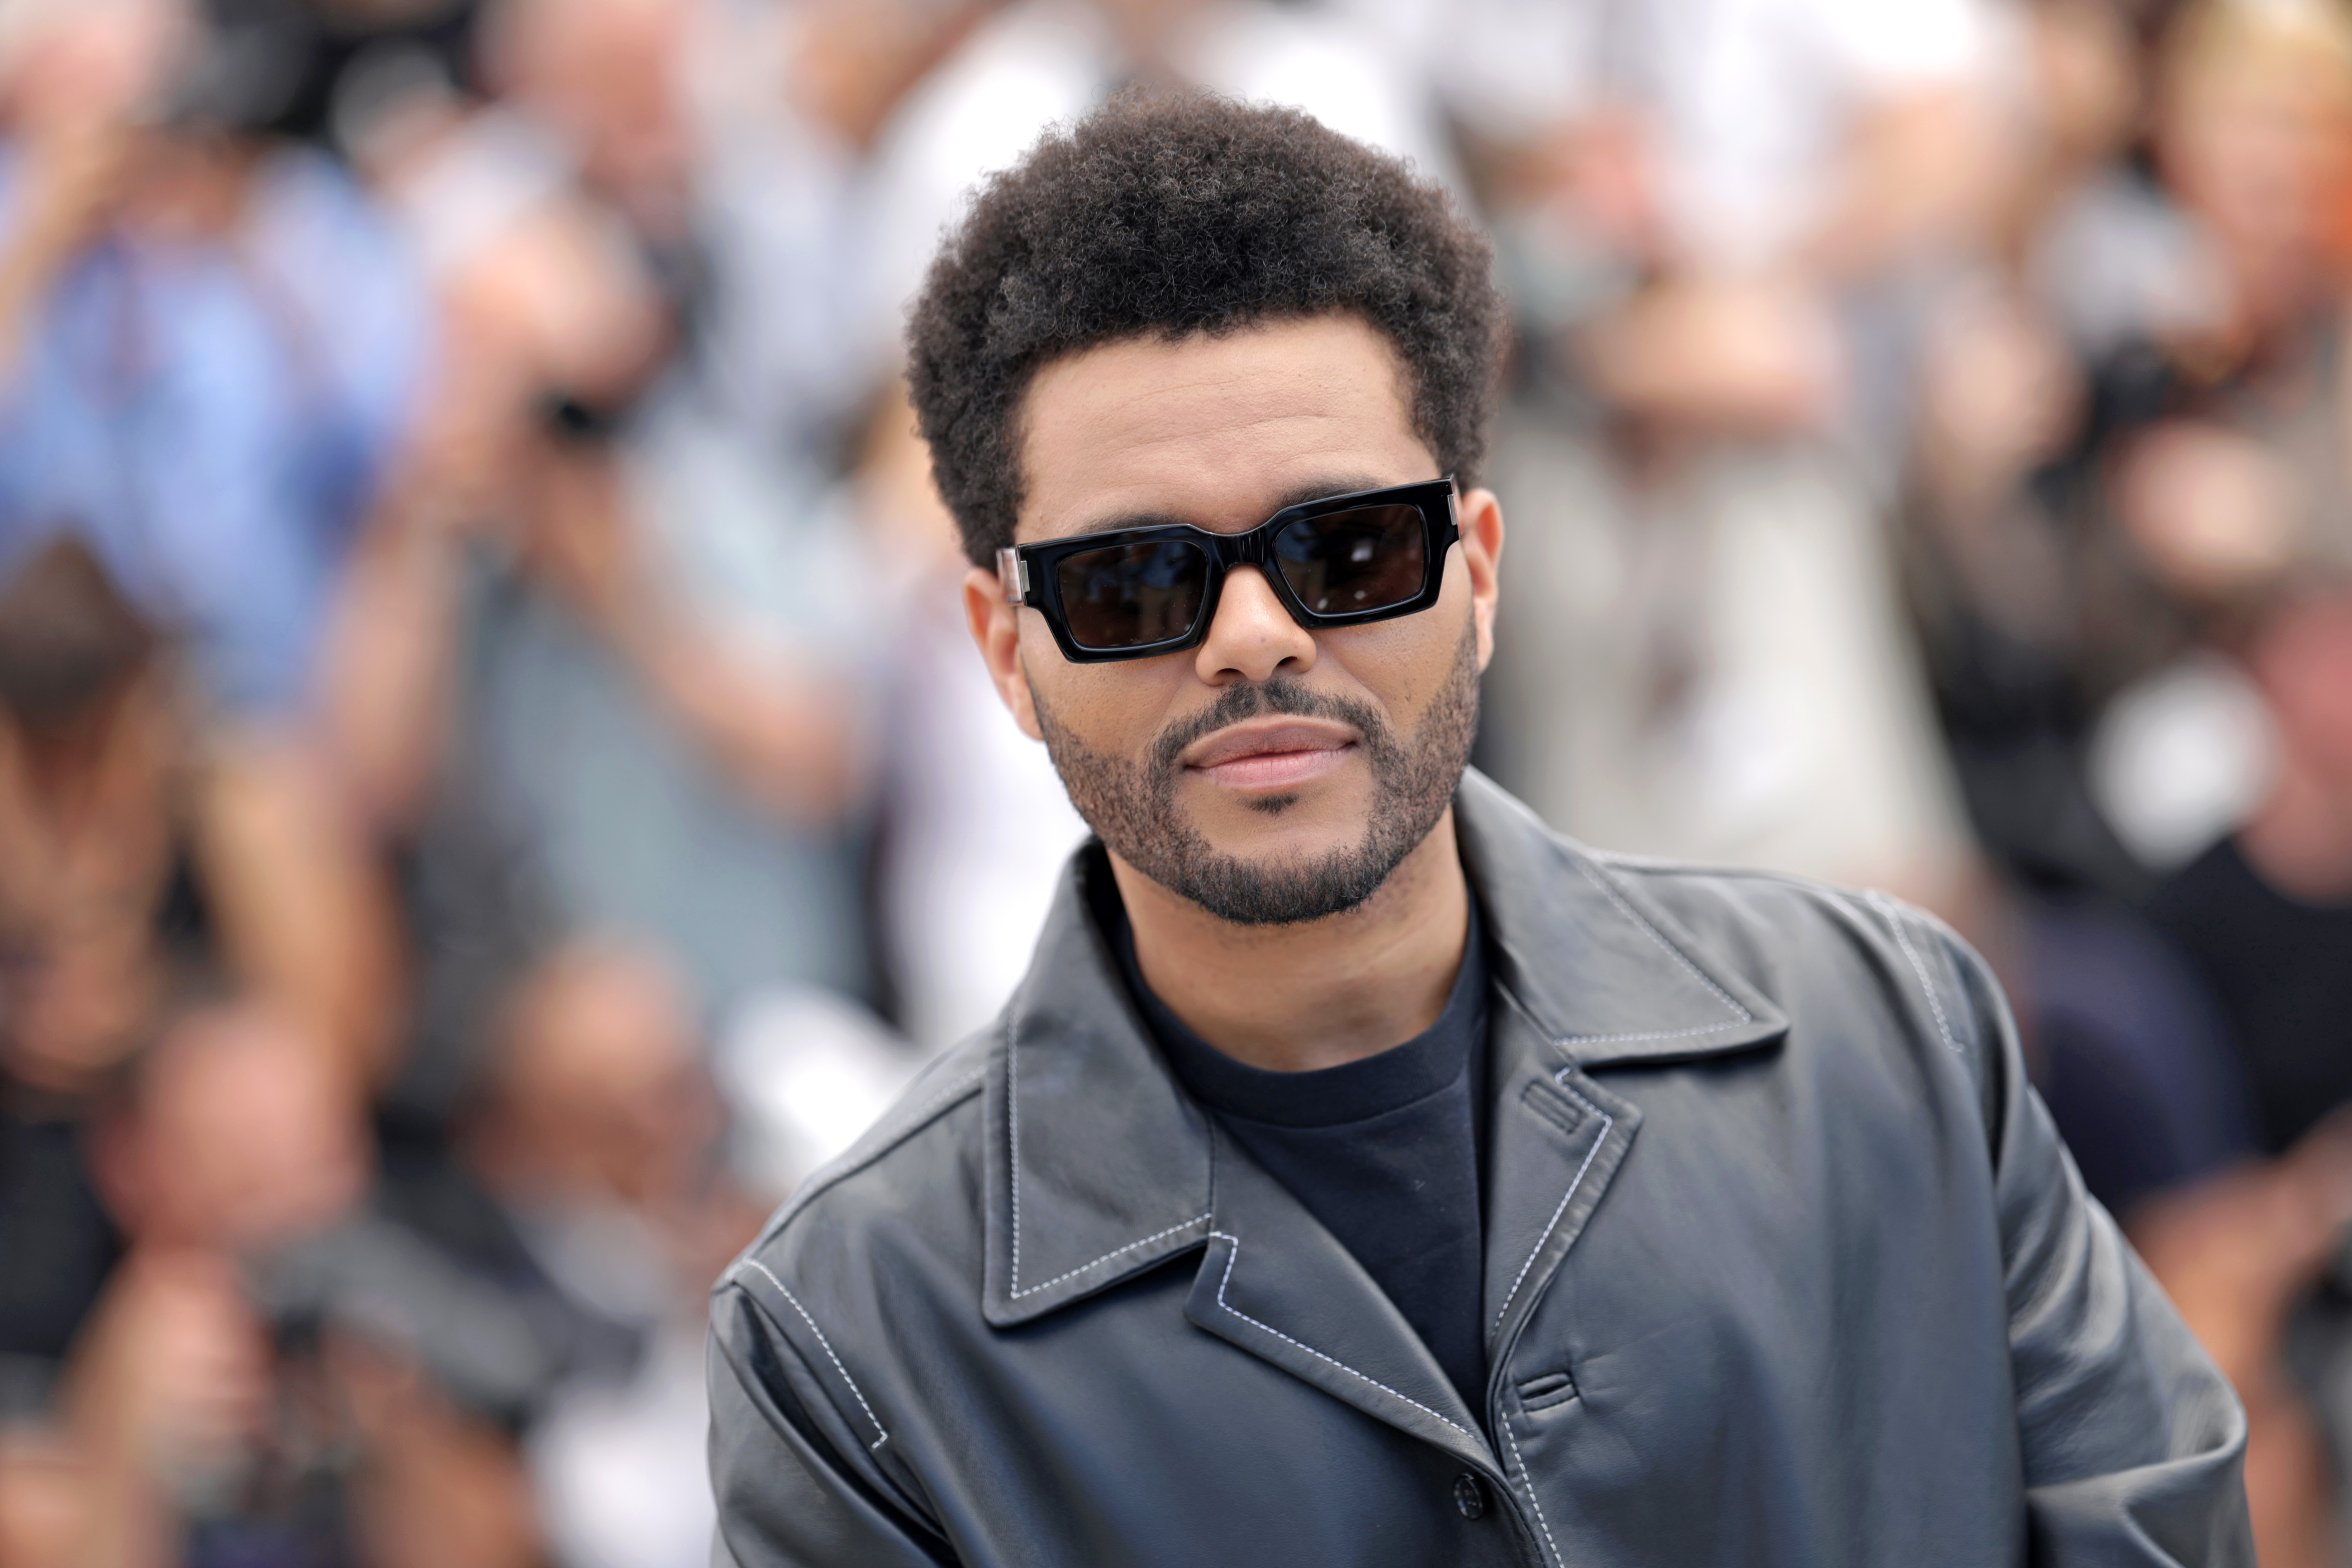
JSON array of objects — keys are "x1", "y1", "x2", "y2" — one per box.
[{"x1": 996, "y1": 478, "x2": 1461, "y2": 664}]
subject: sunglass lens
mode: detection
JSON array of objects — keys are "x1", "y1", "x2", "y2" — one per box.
[
  {"x1": 1271, "y1": 505, "x2": 1428, "y2": 616},
  {"x1": 1055, "y1": 539, "x2": 1211, "y2": 650}
]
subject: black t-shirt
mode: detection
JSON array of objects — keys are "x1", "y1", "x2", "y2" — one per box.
[
  {"x1": 2148, "y1": 836, "x2": 2352, "y2": 1154},
  {"x1": 1103, "y1": 884, "x2": 1490, "y2": 1416}
]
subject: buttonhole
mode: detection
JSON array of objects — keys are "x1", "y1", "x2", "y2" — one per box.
[
  {"x1": 1520, "y1": 1081, "x2": 1589, "y2": 1137},
  {"x1": 1518, "y1": 1369, "x2": 1579, "y2": 1411}
]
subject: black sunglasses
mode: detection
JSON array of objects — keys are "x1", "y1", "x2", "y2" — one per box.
[{"x1": 997, "y1": 478, "x2": 1460, "y2": 663}]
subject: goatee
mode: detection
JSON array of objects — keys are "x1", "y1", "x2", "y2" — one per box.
[{"x1": 1034, "y1": 622, "x2": 1480, "y2": 926}]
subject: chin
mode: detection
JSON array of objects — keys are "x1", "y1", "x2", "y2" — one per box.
[{"x1": 1191, "y1": 807, "x2": 1368, "y2": 864}]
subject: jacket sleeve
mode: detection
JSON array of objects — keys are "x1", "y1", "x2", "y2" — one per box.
[
  {"x1": 1933, "y1": 925, "x2": 2255, "y2": 1567},
  {"x1": 707, "y1": 1278, "x2": 957, "y2": 1568}
]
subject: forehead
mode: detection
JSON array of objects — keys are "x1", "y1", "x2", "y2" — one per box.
[{"x1": 1015, "y1": 314, "x2": 1435, "y2": 542}]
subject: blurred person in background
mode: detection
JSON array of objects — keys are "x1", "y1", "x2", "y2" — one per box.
[
  {"x1": 0, "y1": 0, "x2": 411, "y2": 1078},
  {"x1": 0, "y1": 538, "x2": 394, "y2": 1421},
  {"x1": 0, "y1": 0, "x2": 428, "y2": 728},
  {"x1": 1901, "y1": 0, "x2": 2196, "y2": 904},
  {"x1": 0, "y1": 997, "x2": 546, "y2": 1568},
  {"x1": 480, "y1": 0, "x2": 881, "y2": 456},
  {"x1": 322, "y1": 0, "x2": 896, "y2": 1140},
  {"x1": 2127, "y1": 573, "x2": 2352, "y2": 1568},
  {"x1": 812, "y1": 0, "x2": 1089, "y2": 1054},
  {"x1": 1887, "y1": 0, "x2": 2288, "y2": 1228},
  {"x1": 1903, "y1": 0, "x2": 2352, "y2": 900},
  {"x1": 1900, "y1": 7, "x2": 2352, "y2": 1561},
  {"x1": 1894, "y1": 7, "x2": 2352, "y2": 1562},
  {"x1": 2154, "y1": 580, "x2": 2352, "y2": 1159},
  {"x1": 471, "y1": 941, "x2": 763, "y2": 1568},
  {"x1": 2082, "y1": 0, "x2": 2352, "y2": 875},
  {"x1": 67, "y1": 1002, "x2": 368, "y2": 1568},
  {"x1": 7, "y1": 941, "x2": 757, "y2": 1568},
  {"x1": 1443, "y1": 0, "x2": 1994, "y2": 905}
]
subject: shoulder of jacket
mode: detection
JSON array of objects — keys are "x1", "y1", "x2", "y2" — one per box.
[
  {"x1": 1592, "y1": 849, "x2": 1940, "y2": 942},
  {"x1": 717, "y1": 1029, "x2": 993, "y2": 1302},
  {"x1": 1590, "y1": 853, "x2": 2000, "y2": 1065}
]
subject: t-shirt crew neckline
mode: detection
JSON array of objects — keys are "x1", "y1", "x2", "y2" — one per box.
[{"x1": 1109, "y1": 891, "x2": 1490, "y2": 1129}]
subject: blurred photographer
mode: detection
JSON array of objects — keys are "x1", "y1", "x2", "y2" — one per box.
[
  {"x1": 0, "y1": 0, "x2": 428, "y2": 729},
  {"x1": 0, "y1": 0, "x2": 411, "y2": 1083},
  {"x1": 2, "y1": 997, "x2": 547, "y2": 1568},
  {"x1": 323, "y1": 0, "x2": 888, "y2": 1078},
  {"x1": 0, "y1": 533, "x2": 397, "y2": 1442},
  {"x1": 1454, "y1": 0, "x2": 1997, "y2": 906},
  {"x1": 475, "y1": 941, "x2": 762, "y2": 1568}
]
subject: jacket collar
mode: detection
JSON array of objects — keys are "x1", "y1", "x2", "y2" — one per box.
[
  {"x1": 1454, "y1": 772, "x2": 1788, "y2": 1066},
  {"x1": 979, "y1": 768, "x2": 1789, "y2": 1330}
]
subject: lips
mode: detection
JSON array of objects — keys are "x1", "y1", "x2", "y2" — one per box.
[{"x1": 1182, "y1": 719, "x2": 1358, "y2": 790}]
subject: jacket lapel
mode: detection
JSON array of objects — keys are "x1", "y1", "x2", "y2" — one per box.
[
  {"x1": 980, "y1": 851, "x2": 1215, "y2": 1328},
  {"x1": 1454, "y1": 772, "x2": 1789, "y2": 1364},
  {"x1": 1183, "y1": 1121, "x2": 1497, "y2": 1473},
  {"x1": 1456, "y1": 774, "x2": 1787, "y2": 1068},
  {"x1": 1480, "y1": 991, "x2": 1642, "y2": 1364}
]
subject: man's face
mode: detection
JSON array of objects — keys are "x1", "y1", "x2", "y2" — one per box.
[{"x1": 964, "y1": 314, "x2": 1505, "y2": 924}]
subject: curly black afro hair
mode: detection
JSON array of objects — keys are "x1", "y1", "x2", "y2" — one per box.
[{"x1": 906, "y1": 91, "x2": 1506, "y2": 567}]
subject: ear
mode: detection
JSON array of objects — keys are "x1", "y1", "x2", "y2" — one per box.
[
  {"x1": 1457, "y1": 487, "x2": 1506, "y2": 672},
  {"x1": 963, "y1": 566, "x2": 1045, "y2": 741}
]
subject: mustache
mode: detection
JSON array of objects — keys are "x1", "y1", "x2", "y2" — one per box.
[{"x1": 1147, "y1": 678, "x2": 1390, "y2": 779}]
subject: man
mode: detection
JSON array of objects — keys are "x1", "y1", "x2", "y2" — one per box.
[{"x1": 708, "y1": 94, "x2": 2251, "y2": 1566}]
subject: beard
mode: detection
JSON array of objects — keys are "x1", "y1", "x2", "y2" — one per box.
[{"x1": 1033, "y1": 620, "x2": 1481, "y2": 927}]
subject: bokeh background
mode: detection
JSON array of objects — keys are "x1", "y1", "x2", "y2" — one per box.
[{"x1": 1, "y1": 0, "x2": 2350, "y2": 1562}]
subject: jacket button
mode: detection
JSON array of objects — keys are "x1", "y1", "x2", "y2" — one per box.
[{"x1": 1453, "y1": 1473, "x2": 1487, "y2": 1520}]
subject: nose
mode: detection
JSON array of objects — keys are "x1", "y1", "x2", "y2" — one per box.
[{"x1": 1194, "y1": 564, "x2": 1317, "y2": 686}]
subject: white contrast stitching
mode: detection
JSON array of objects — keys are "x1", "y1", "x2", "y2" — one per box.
[
  {"x1": 1575, "y1": 860, "x2": 1750, "y2": 1021},
  {"x1": 1207, "y1": 1231, "x2": 1471, "y2": 1437},
  {"x1": 1008, "y1": 1011, "x2": 1024, "y2": 1285},
  {"x1": 1012, "y1": 1214, "x2": 1214, "y2": 1296},
  {"x1": 1504, "y1": 1406, "x2": 1563, "y2": 1568},
  {"x1": 1491, "y1": 1076, "x2": 1614, "y2": 1335},
  {"x1": 1867, "y1": 892, "x2": 1962, "y2": 1055},
  {"x1": 739, "y1": 1260, "x2": 891, "y2": 1453},
  {"x1": 1006, "y1": 1010, "x2": 1209, "y2": 1299},
  {"x1": 1562, "y1": 1023, "x2": 1742, "y2": 1047}
]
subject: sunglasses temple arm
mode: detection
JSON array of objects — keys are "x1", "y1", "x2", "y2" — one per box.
[{"x1": 996, "y1": 548, "x2": 1029, "y2": 605}]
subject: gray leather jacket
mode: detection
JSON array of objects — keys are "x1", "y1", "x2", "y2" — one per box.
[{"x1": 709, "y1": 772, "x2": 2251, "y2": 1567}]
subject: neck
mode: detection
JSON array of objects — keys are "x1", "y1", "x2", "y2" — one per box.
[
  {"x1": 2240, "y1": 758, "x2": 2352, "y2": 903},
  {"x1": 1110, "y1": 810, "x2": 1471, "y2": 1073}
]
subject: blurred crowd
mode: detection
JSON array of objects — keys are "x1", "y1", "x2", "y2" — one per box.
[{"x1": 2, "y1": 0, "x2": 2352, "y2": 1563}]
